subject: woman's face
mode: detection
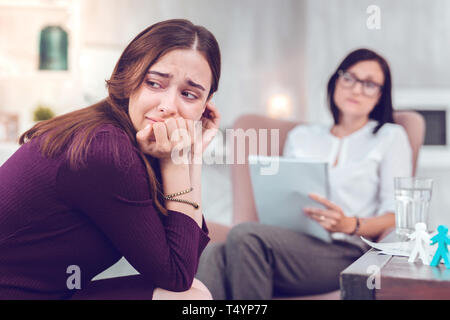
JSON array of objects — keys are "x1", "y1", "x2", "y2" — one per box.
[
  {"x1": 333, "y1": 60, "x2": 385, "y2": 121},
  {"x1": 128, "y1": 49, "x2": 212, "y2": 131}
]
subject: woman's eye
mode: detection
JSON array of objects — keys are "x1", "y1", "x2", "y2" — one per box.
[
  {"x1": 343, "y1": 74, "x2": 354, "y2": 82},
  {"x1": 146, "y1": 81, "x2": 161, "y2": 89},
  {"x1": 182, "y1": 91, "x2": 197, "y2": 100},
  {"x1": 364, "y1": 81, "x2": 377, "y2": 88}
]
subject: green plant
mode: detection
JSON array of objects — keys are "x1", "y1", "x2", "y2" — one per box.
[{"x1": 33, "y1": 105, "x2": 55, "y2": 122}]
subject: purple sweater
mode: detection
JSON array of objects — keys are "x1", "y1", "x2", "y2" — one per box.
[{"x1": 0, "y1": 124, "x2": 210, "y2": 299}]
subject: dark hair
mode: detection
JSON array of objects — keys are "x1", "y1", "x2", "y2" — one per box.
[
  {"x1": 326, "y1": 48, "x2": 394, "y2": 134},
  {"x1": 20, "y1": 19, "x2": 221, "y2": 215}
]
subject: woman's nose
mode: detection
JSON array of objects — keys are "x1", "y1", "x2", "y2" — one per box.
[
  {"x1": 158, "y1": 92, "x2": 179, "y2": 117},
  {"x1": 352, "y1": 81, "x2": 364, "y2": 95},
  {"x1": 158, "y1": 104, "x2": 177, "y2": 117}
]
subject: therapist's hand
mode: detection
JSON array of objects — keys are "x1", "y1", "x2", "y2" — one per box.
[{"x1": 303, "y1": 193, "x2": 357, "y2": 234}]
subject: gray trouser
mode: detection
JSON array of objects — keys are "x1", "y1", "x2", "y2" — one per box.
[{"x1": 196, "y1": 222, "x2": 366, "y2": 300}]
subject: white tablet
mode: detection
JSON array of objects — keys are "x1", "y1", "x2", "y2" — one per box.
[{"x1": 248, "y1": 155, "x2": 332, "y2": 243}]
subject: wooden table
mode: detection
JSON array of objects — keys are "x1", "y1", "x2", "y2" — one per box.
[{"x1": 340, "y1": 231, "x2": 450, "y2": 299}]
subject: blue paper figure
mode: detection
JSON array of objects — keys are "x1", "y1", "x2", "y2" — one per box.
[{"x1": 430, "y1": 225, "x2": 450, "y2": 269}]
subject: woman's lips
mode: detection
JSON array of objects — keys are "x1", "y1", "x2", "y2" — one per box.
[
  {"x1": 145, "y1": 117, "x2": 164, "y2": 123},
  {"x1": 346, "y1": 98, "x2": 360, "y2": 105}
]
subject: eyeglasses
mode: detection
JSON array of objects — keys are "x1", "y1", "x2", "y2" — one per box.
[{"x1": 337, "y1": 70, "x2": 383, "y2": 98}]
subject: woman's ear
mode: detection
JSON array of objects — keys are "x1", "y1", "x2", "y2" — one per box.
[
  {"x1": 205, "y1": 93, "x2": 214, "y2": 106},
  {"x1": 199, "y1": 94, "x2": 215, "y2": 121},
  {"x1": 201, "y1": 94, "x2": 215, "y2": 114}
]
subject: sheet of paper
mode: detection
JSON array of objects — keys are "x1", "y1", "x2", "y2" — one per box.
[
  {"x1": 360, "y1": 237, "x2": 412, "y2": 257},
  {"x1": 360, "y1": 236, "x2": 441, "y2": 263}
]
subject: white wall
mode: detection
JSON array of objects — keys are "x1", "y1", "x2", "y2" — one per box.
[
  {"x1": 305, "y1": 0, "x2": 450, "y2": 125},
  {"x1": 79, "y1": 0, "x2": 307, "y2": 128}
]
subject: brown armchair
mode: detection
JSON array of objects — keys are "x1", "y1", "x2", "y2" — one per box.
[{"x1": 205, "y1": 110, "x2": 425, "y2": 299}]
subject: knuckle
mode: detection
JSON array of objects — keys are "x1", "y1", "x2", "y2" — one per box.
[
  {"x1": 164, "y1": 143, "x2": 172, "y2": 153},
  {"x1": 170, "y1": 129, "x2": 180, "y2": 141},
  {"x1": 164, "y1": 119, "x2": 173, "y2": 129},
  {"x1": 159, "y1": 143, "x2": 170, "y2": 153},
  {"x1": 154, "y1": 122, "x2": 163, "y2": 129}
]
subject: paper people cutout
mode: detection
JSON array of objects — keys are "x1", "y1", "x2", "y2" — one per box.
[
  {"x1": 408, "y1": 222, "x2": 431, "y2": 265},
  {"x1": 430, "y1": 225, "x2": 450, "y2": 269}
]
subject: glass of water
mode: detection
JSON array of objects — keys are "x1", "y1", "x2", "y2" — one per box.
[{"x1": 394, "y1": 177, "x2": 433, "y2": 239}]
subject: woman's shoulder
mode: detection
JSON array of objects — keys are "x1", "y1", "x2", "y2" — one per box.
[
  {"x1": 371, "y1": 122, "x2": 411, "y2": 157},
  {"x1": 81, "y1": 124, "x2": 141, "y2": 170},
  {"x1": 375, "y1": 122, "x2": 409, "y2": 141},
  {"x1": 89, "y1": 124, "x2": 133, "y2": 151},
  {"x1": 90, "y1": 123, "x2": 134, "y2": 145},
  {"x1": 93, "y1": 123, "x2": 130, "y2": 139}
]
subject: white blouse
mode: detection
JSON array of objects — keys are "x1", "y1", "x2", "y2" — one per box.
[{"x1": 283, "y1": 120, "x2": 412, "y2": 241}]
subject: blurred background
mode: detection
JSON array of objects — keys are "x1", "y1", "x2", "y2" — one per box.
[{"x1": 1, "y1": 0, "x2": 450, "y2": 231}]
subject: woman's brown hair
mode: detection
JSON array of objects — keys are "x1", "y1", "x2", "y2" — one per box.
[{"x1": 19, "y1": 19, "x2": 221, "y2": 214}]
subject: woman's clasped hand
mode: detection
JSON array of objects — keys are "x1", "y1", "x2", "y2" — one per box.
[{"x1": 136, "y1": 102, "x2": 220, "y2": 164}]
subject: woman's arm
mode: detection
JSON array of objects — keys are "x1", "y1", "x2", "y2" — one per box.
[
  {"x1": 188, "y1": 101, "x2": 221, "y2": 229},
  {"x1": 136, "y1": 103, "x2": 220, "y2": 230},
  {"x1": 346, "y1": 212, "x2": 395, "y2": 239},
  {"x1": 377, "y1": 126, "x2": 412, "y2": 217},
  {"x1": 365, "y1": 126, "x2": 412, "y2": 238},
  {"x1": 137, "y1": 118, "x2": 202, "y2": 227},
  {"x1": 189, "y1": 160, "x2": 204, "y2": 226},
  {"x1": 160, "y1": 159, "x2": 202, "y2": 228}
]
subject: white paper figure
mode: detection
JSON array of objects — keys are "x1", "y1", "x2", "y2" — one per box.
[{"x1": 408, "y1": 222, "x2": 431, "y2": 265}]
